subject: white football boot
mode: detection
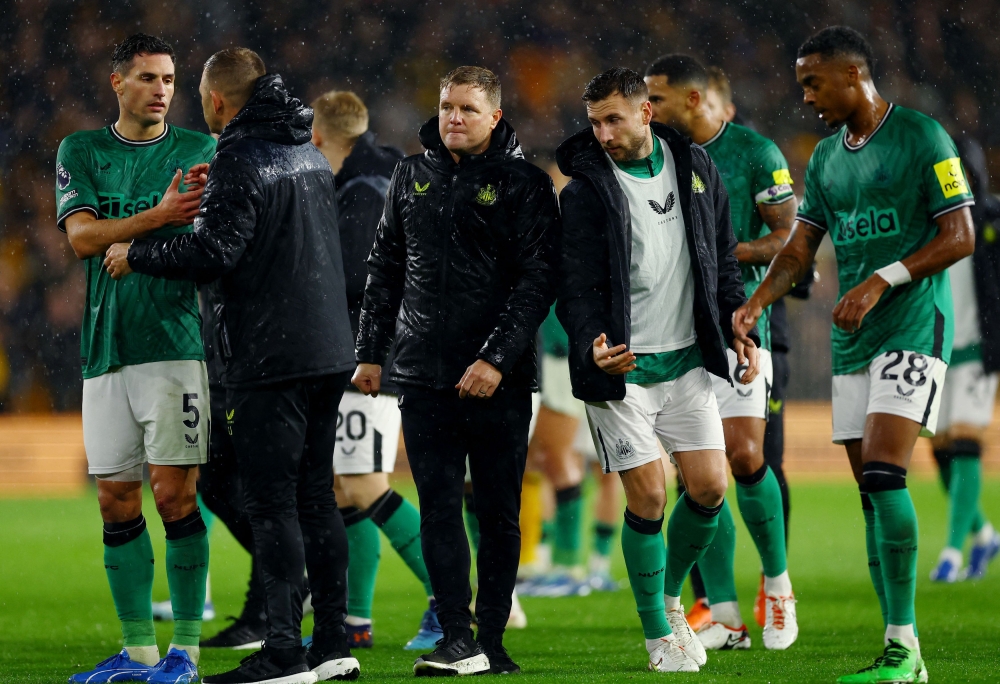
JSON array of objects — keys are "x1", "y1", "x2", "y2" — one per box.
[
  {"x1": 762, "y1": 594, "x2": 798, "y2": 650},
  {"x1": 697, "y1": 621, "x2": 751, "y2": 650},
  {"x1": 666, "y1": 606, "x2": 707, "y2": 666},
  {"x1": 646, "y1": 636, "x2": 699, "y2": 673}
]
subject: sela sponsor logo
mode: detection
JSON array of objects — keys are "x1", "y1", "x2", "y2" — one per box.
[
  {"x1": 933, "y1": 157, "x2": 968, "y2": 199},
  {"x1": 59, "y1": 189, "x2": 78, "y2": 207},
  {"x1": 98, "y1": 192, "x2": 163, "y2": 218},
  {"x1": 648, "y1": 192, "x2": 675, "y2": 215},
  {"x1": 832, "y1": 207, "x2": 900, "y2": 245},
  {"x1": 57, "y1": 163, "x2": 71, "y2": 190},
  {"x1": 615, "y1": 438, "x2": 636, "y2": 460}
]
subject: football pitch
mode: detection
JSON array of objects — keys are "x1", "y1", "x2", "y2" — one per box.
[{"x1": 2, "y1": 479, "x2": 998, "y2": 683}]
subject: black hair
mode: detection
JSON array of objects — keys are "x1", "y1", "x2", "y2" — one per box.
[
  {"x1": 644, "y1": 54, "x2": 709, "y2": 90},
  {"x1": 582, "y1": 67, "x2": 647, "y2": 104},
  {"x1": 797, "y1": 26, "x2": 875, "y2": 75},
  {"x1": 111, "y1": 33, "x2": 175, "y2": 74}
]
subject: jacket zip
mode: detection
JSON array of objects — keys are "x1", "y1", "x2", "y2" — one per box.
[{"x1": 437, "y1": 171, "x2": 460, "y2": 381}]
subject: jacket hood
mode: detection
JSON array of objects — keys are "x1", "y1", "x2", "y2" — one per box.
[
  {"x1": 418, "y1": 116, "x2": 523, "y2": 166},
  {"x1": 217, "y1": 74, "x2": 313, "y2": 151},
  {"x1": 557, "y1": 122, "x2": 690, "y2": 177},
  {"x1": 335, "y1": 131, "x2": 403, "y2": 186}
]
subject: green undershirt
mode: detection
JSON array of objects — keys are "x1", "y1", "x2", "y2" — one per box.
[{"x1": 614, "y1": 135, "x2": 703, "y2": 384}]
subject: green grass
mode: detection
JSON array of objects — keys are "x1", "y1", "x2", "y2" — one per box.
[{"x1": 1, "y1": 479, "x2": 999, "y2": 682}]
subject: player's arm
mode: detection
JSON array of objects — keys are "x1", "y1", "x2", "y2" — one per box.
[
  {"x1": 733, "y1": 219, "x2": 825, "y2": 342},
  {"x1": 831, "y1": 207, "x2": 975, "y2": 333},
  {"x1": 733, "y1": 197, "x2": 797, "y2": 265},
  {"x1": 65, "y1": 169, "x2": 203, "y2": 259}
]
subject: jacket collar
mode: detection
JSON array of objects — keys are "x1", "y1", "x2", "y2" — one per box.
[
  {"x1": 217, "y1": 74, "x2": 313, "y2": 152},
  {"x1": 418, "y1": 116, "x2": 523, "y2": 170},
  {"x1": 556, "y1": 121, "x2": 691, "y2": 178},
  {"x1": 335, "y1": 131, "x2": 403, "y2": 186}
]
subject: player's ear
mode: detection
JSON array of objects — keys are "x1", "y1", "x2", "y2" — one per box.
[
  {"x1": 311, "y1": 128, "x2": 322, "y2": 147},
  {"x1": 640, "y1": 100, "x2": 653, "y2": 126},
  {"x1": 688, "y1": 88, "x2": 700, "y2": 111},
  {"x1": 110, "y1": 71, "x2": 123, "y2": 95},
  {"x1": 211, "y1": 90, "x2": 225, "y2": 115}
]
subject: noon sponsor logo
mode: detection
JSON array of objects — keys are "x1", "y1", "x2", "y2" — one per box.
[{"x1": 832, "y1": 207, "x2": 900, "y2": 245}]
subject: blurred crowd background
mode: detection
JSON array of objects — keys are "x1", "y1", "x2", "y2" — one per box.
[{"x1": 2, "y1": 0, "x2": 998, "y2": 411}]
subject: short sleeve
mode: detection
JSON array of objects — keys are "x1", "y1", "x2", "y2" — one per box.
[
  {"x1": 921, "y1": 123, "x2": 975, "y2": 219},
  {"x1": 752, "y1": 139, "x2": 794, "y2": 205},
  {"x1": 796, "y1": 148, "x2": 829, "y2": 231},
  {"x1": 55, "y1": 137, "x2": 100, "y2": 231}
]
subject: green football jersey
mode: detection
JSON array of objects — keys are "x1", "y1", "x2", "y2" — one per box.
[
  {"x1": 703, "y1": 121, "x2": 794, "y2": 351},
  {"x1": 55, "y1": 124, "x2": 217, "y2": 379},
  {"x1": 797, "y1": 104, "x2": 975, "y2": 374}
]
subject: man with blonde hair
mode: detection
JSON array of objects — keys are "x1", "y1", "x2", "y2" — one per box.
[{"x1": 312, "y1": 91, "x2": 442, "y2": 652}]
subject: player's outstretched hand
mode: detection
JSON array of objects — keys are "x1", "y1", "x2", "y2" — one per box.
[
  {"x1": 593, "y1": 333, "x2": 636, "y2": 375},
  {"x1": 352, "y1": 363, "x2": 382, "y2": 397},
  {"x1": 104, "y1": 243, "x2": 133, "y2": 280},
  {"x1": 733, "y1": 337, "x2": 759, "y2": 385},
  {"x1": 832, "y1": 274, "x2": 889, "y2": 334},
  {"x1": 155, "y1": 170, "x2": 204, "y2": 226},
  {"x1": 456, "y1": 359, "x2": 502, "y2": 399},
  {"x1": 732, "y1": 301, "x2": 762, "y2": 347},
  {"x1": 183, "y1": 163, "x2": 210, "y2": 190}
]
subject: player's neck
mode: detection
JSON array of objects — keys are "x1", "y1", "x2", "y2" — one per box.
[
  {"x1": 690, "y1": 115, "x2": 724, "y2": 146},
  {"x1": 844, "y1": 93, "x2": 889, "y2": 147},
  {"x1": 113, "y1": 115, "x2": 166, "y2": 142}
]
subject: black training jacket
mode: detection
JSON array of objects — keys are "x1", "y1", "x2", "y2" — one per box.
[
  {"x1": 355, "y1": 116, "x2": 559, "y2": 391},
  {"x1": 128, "y1": 74, "x2": 355, "y2": 389},
  {"x1": 555, "y1": 122, "x2": 758, "y2": 403},
  {"x1": 336, "y1": 131, "x2": 403, "y2": 394},
  {"x1": 955, "y1": 135, "x2": 1000, "y2": 373}
]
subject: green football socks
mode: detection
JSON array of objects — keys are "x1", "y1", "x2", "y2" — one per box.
[
  {"x1": 553, "y1": 485, "x2": 583, "y2": 568},
  {"x1": 592, "y1": 522, "x2": 617, "y2": 558},
  {"x1": 103, "y1": 515, "x2": 156, "y2": 651},
  {"x1": 342, "y1": 508, "x2": 381, "y2": 619},
  {"x1": 861, "y1": 493, "x2": 889, "y2": 628},
  {"x1": 735, "y1": 464, "x2": 788, "y2": 578},
  {"x1": 622, "y1": 509, "x2": 670, "y2": 639},
  {"x1": 947, "y1": 445, "x2": 983, "y2": 550},
  {"x1": 370, "y1": 490, "x2": 434, "y2": 598},
  {"x1": 697, "y1": 498, "x2": 738, "y2": 604},
  {"x1": 865, "y1": 462, "x2": 918, "y2": 629},
  {"x1": 664, "y1": 493, "x2": 721, "y2": 599},
  {"x1": 163, "y1": 509, "x2": 209, "y2": 651}
]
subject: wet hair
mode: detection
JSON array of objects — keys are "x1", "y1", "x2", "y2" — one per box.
[
  {"x1": 440, "y1": 66, "x2": 502, "y2": 109},
  {"x1": 582, "y1": 67, "x2": 647, "y2": 105},
  {"x1": 798, "y1": 26, "x2": 876, "y2": 75},
  {"x1": 707, "y1": 66, "x2": 732, "y2": 105},
  {"x1": 111, "y1": 33, "x2": 175, "y2": 75},
  {"x1": 644, "y1": 55, "x2": 709, "y2": 91},
  {"x1": 311, "y1": 90, "x2": 369, "y2": 138},
  {"x1": 203, "y1": 47, "x2": 266, "y2": 108}
]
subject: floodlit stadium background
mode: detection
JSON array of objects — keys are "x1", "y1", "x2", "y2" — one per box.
[{"x1": 1, "y1": 0, "x2": 999, "y2": 493}]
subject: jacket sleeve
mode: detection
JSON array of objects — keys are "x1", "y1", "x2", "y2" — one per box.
[
  {"x1": 128, "y1": 152, "x2": 261, "y2": 284},
  {"x1": 356, "y1": 167, "x2": 407, "y2": 365},
  {"x1": 705, "y1": 153, "x2": 760, "y2": 348},
  {"x1": 477, "y1": 173, "x2": 560, "y2": 374},
  {"x1": 555, "y1": 179, "x2": 614, "y2": 370}
]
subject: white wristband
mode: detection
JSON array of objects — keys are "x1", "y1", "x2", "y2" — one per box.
[{"x1": 875, "y1": 261, "x2": 911, "y2": 287}]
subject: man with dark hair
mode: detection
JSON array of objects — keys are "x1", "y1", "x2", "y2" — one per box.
[
  {"x1": 353, "y1": 65, "x2": 559, "y2": 676},
  {"x1": 105, "y1": 48, "x2": 360, "y2": 684},
  {"x1": 57, "y1": 32, "x2": 214, "y2": 684},
  {"x1": 311, "y1": 89, "x2": 443, "y2": 652},
  {"x1": 645, "y1": 53, "x2": 799, "y2": 652},
  {"x1": 557, "y1": 66, "x2": 759, "y2": 673},
  {"x1": 734, "y1": 26, "x2": 975, "y2": 684}
]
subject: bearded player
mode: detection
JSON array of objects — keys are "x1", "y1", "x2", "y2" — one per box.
[
  {"x1": 56, "y1": 34, "x2": 215, "y2": 683},
  {"x1": 645, "y1": 53, "x2": 798, "y2": 652},
  {"x1": 733, "y1": 27, "x2": 974, "y2": 683}
]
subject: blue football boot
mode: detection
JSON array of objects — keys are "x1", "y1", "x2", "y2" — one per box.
[
  {"x1": 69, "y1": 649, "x2": 153, "y2": 683},
  {"x1": 147, "y1": 648, "x2": 198, "y2": 684},
  {"x1": 404, "y1": 599, "x2": 443, "y2": 651}
]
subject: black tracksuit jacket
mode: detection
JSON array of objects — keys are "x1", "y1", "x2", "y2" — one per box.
[
  {"x1": 128, "y1": 74, "x2": 355, "y2": 388},
  {"x1": 355, "y1": 117, "x2": 560, "y2": 391},
  {"x1": 555, "y1": 122, "x2": 758, "y2": 403}
]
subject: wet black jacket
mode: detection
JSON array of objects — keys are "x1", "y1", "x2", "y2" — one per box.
[
  {"x1": 555, "y1": 122, "x2": 758, "y2": 402},
  {"x1": 955, "y1": 135, "x2": 1000, "y2": 373},
  {"x1": 336, "y1": 132, "x2": 403, "y2": 394},
  {"x1": 128, "y1": 74, "x2": 355, "y2": 389},
  {"x1": 355, "y1": 117, "x2": 559, "y2": 391}
]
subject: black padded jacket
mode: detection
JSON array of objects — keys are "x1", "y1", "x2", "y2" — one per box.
[
  {"x1": 128, "y1": 74, "x2": 355, "y2": 389},
  {"x1": 355, "y1": 116, "x2": 559, "y2": 391}
]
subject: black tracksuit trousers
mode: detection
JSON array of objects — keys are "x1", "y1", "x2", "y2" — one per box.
[
  {"x1": 398, "y1": 384, "x2": 531, "y2": 641},
  {"x1": 227, "y1": 372, "x2": 351, "y2": 649}
]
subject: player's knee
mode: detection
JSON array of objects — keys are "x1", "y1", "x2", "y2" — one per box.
[
  {"x1": 685, "y1": 473, "x2": 727, "y2": 508},
  {"x1": 728, "y1": 445, "x2": 763, "y2": 478},
  {"x1": 153, "y1": 486, "x2": 196, "y2": 523},
  {"x1": 627, "y1": 487, "x2": 666, "y2": 520}
]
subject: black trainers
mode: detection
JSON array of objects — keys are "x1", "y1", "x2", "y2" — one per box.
[
  {"x1": 201, "y1": 613, "x2": 267, "y2": 649},
  {"x1": 203, "y1": 645, "x2": 314, "y2": 684},
  {"x1": 479, "y1": 636, "x2": 521, "y2": 675},
  {"x1": 413, "y1": 628, "x2": 490, "y2": 677},
  {"x1": 307, "y1": 634, "x2": 360, "y2": 681}
]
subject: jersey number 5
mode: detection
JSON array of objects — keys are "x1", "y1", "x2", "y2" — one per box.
[{"x1": 183, "y1": 393, "x2": 200, "y2": 429}]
